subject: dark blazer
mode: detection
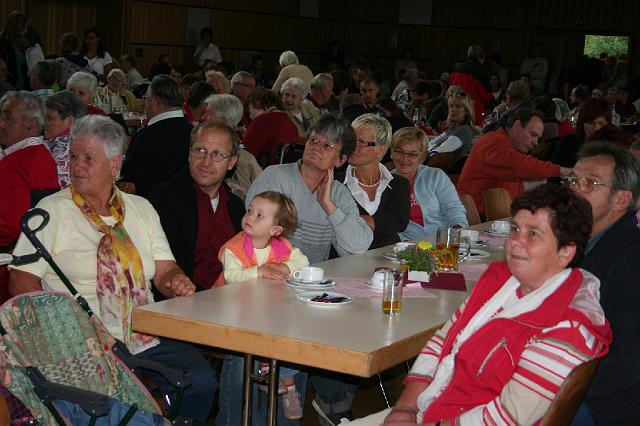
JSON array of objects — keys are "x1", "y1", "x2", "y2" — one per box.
[
  {"x1": 582, "y1": 213, "x2": 640, "y2": 423},
  {"x1": 121, "y1": 115, "x2": 192, "y2": 197},
  {"x1": 148, "y1": 168, "x2": 245, "y2": 282},
  {"x1": 337, "y1": 171, "x2": 410, "y2": 249}
]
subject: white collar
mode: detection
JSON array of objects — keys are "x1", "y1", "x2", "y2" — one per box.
[
  {"x1": 0, "y1": 136, "x2": 44, "y2": 160},
  {"x1": 147, "y1": 109, "x2": 185, "y2": 127},
  {"x1": 343, "y1": 163, "x2": 393, "y2": 187}
]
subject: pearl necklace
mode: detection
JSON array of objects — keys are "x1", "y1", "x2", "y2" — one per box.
[{"x1": 355, "y1": 172, "x2": 382, "y2": 188}]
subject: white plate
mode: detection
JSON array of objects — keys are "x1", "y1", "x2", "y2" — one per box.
[
  {"x1": 296, "y1": 291, "x2": 353, "y2": 306},
  {"x1": 285, "y1": 277, "x2": 336, "y2": 290},
  {"x1": 484, "y1": 229, "x2": 510, "y2": 237},
  {"x1": 364, "y1": 280, "x2": 384, "y2": 291},
  {"x1": 459, "y1": 248, "x2": 490, "y2": 260},
  {"x1": 382, "y1": 252, "x2": 399, "y2": 261}
]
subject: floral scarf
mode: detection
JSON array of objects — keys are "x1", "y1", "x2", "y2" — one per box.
[{"x1": 71, "y1": 186, "x2": 158, "y2": 354}]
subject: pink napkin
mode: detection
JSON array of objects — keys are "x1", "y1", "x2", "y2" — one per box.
[
  {"x1": 328, "y1": 277, "x2": 436, "y2": 299},
  {"x1": 459, "y1": 263, "x2": 489, "y2": 283}
]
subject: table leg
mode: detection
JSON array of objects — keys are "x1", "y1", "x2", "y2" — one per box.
[
  {"x1": 267, "y1": 358, "x2": 279, "y2": 426},
  {"x1": 242, "y1": 354, "x2": 253, "y2": 426}
]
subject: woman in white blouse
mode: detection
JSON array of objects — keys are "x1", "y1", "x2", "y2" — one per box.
[
  {"x1": 338, "y1": 113, "x2": 410, "y2": 248},
  {"x1": 80, "y1": 27, "x2": 113, "y2": 80}
]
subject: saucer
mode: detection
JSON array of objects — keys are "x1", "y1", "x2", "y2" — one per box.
[
  {"x1": 382, "y1": 252, "x2": 399, "y2": 261},
  {"x1": 471, "y1": 240, "x2": 489, "y2": 248},
  {"x1": 459, "y1": 248, "x2": 490, "y2": 260},
  {"x1": 285, "y1": 277, "x2": 336, "y2": 290},
  {"x1": 364, "y1": 280, "x2": 384, "y2": 291},
  {"x1": 484, "y1": 229, "x2": 510, "y2": 237},
  {"x1": 296, "y1": 291, "x2": 353, "y2": 306}
]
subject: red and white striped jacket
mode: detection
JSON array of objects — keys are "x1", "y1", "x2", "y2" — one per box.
[{"x1": 406, "y1": 261, "x2": 611, "y2": 425}]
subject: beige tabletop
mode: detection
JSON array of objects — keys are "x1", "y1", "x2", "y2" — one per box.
[{"x1": 132, "y1": 224, "x2": 506, "y2": 378}]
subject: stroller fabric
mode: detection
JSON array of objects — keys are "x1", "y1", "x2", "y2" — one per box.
[{"x1": 0, "y1": 291, "x2": 164, "y2": 424}]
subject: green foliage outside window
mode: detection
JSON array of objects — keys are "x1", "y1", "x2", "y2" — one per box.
[{"x1": 584, "y1": 35, "x2": 629, "y2": 58}]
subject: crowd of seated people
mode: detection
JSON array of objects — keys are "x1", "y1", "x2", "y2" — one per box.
[{"x1": 2, "y1": 9, "x2": 640, "y2": 424}]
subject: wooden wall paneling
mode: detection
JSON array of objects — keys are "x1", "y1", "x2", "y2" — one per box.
[
  {"x1": 525, "y1": 0, "x2": 568, "y2": 29},
  {"x1": 0, "y1": 0, "x2": 25, "y2": 27},
  {"x1": 129, "y1": 1, "x2": 187, "y2": 46},
  {"x1": 431, "y1": 0, "x2": 523, "y2": 29},
  {"x1": 212, "y1": 10, "x2": 272, "y2": 50},
  {"x1": 346, "y1": 0, "x2": 398, "y2": 24},
  {"x1": 27, "y1": 0, "x2": 97, "y2": 56},
  {"x1": 319, "y1": 0, "x2": 347, "y2": 21},
  {"x1": 96, "y1": 0, "x2": 124, "y2": 59}
]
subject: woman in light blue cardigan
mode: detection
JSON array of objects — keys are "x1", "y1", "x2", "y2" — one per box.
[{"x1": 390, "y1": 127, "x2": 468, "y2": 242}]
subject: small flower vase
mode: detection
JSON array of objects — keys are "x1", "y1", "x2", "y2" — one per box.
[{"x1": 407, "y1": 270, "x2": 430, "y2": 282}]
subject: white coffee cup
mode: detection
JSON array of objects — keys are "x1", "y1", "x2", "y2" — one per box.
[
  {"x1": 460, "y1": 229, "x2": 479, "y2": 244},
  {"x1": 370, "y1": 271, "x2": 386, "y2": 288},
  {"x1": 293, "y1": 266, "x2": 324, "y2": 282},
  {"x1": 491, "y1": 220, "x2": 511, "y2": 233},
  {"x1": 393, "y1": 242, "x2": 415, "y2": 253}
]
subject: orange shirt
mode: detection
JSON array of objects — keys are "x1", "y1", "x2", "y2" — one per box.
[{"x1": 457, "y1": 129, "x2": 561, "y2": 213}]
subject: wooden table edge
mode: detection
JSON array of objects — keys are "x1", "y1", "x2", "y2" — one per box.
[{"x1": 133, "y1": 309, "x2": 441, "y2": 377}]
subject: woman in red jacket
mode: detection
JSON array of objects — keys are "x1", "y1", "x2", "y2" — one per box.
[
  {"x1": 242, "y1": 88, "x2": 299, "y2": 167},
  {"x1": 353, "y1": 184, "x2": 611, "y2": 425}
]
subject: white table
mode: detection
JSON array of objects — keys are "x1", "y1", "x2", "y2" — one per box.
[{"x1": 132, "y1": 225, "x2": 505, "y2": 424}]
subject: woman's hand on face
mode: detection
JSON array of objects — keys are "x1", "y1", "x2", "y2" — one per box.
[
  {"x1": 316, "y1": 168, "x2": 337, "y2": 215},
  {"x1": 166, "y1": 273, "x2": 196, "y2": 297}
]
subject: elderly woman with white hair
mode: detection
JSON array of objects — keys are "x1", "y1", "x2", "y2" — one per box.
[
  {"x1": 271, "y1": 50, "x2": 314, "y2": 93},
  {"x1": 204, "y1": 93, "x2": 262, "y2": 199},
  {"x1": 204, "y1": 93, "x2": 244, "y2": 128},
  {"x1": 337, "y1": 113, "x2": 410, "y2": 248},
  {"x1": 97, "y1": 68, "x2": 143, "y2": 113},
  {"x1": 281, "y1": 77, "x2": 320, "y2": 138},
  {"x1": 66, "y1": 70, "x2": 106, "y2": 115},
  {"x1": 9, "y1": 115, "x2": 217, "y2": 421}
]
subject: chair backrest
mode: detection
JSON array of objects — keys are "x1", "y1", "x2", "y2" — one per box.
[
  {"x1": 540, "y1": 359, "x2": 599, "y2": 425},
  {"x1": 482, "y1": 188, "x2": 512, "y2": 221},
  {"x1": 426, "y1": 152, "x2": 456, "y2": 173},
  {"x1": 271, "y1": 136, "x2": 306, "y2": 165},
  {"x1": 459, "y1": 193, "x2": 481, "y2": 225}
]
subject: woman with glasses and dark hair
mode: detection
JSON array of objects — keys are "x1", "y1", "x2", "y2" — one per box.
[
  {"x1": 391, "y1": 127, "x2": 467, "y2": 242},
  {"x1": 337, "y1": 113, "x2": 410, "y2": 248},
  {"x1": 218, "y1": 115, "x2": 373, "y2": 425}
]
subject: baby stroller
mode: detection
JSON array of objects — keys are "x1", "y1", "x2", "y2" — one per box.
[{"x1": 0, "y1": 208, "x2": 207, "y2": 425}]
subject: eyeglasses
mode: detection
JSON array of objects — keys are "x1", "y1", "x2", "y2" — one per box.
[
  {"x1": 190, "y1": 146, "x2": 234, "y2": 162},
  {"x1": 355, "y1": 139, "x2": 377, "y2": 148},
  {"x1": 562, "y1": 176, "x2": 610, "y2": 193},
  {"x1": 235, "y1": 82, "x2": 255, "y2": 89},
  {"x1": 307, "y1": 137, "x2": 337, "y2": 152},
  {"x1": 392, "y1": 149, "x2": 421, "y2": 159}
]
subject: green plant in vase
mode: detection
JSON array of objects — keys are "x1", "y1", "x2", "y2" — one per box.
[{"x1": 396, "y1": 241, "x2": 437, "y2": 281}]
